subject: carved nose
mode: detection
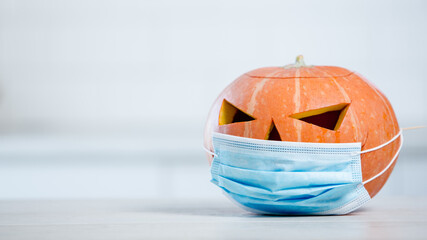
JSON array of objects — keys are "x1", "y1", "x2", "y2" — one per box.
[{"x1": 266, "y1": 120, "x2": 281, "y2": 141}]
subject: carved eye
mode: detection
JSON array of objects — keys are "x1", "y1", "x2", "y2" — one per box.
[
  {"x1": 290, "y1": 103, "x2": 350, "y2": 131},
  {"x1": 218, "y1": 99, "x2": 256, "y2": 125}
]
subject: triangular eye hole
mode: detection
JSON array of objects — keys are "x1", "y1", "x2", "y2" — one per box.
[
  {"x1": 266, "y1": 120, "x2": 282, "y2": 141},
  {"x1": 289, "y1": 103, "x2": 350, "y2": 131},
  {"x1": 219, "y1": 99, "x2": 256, "y2": 125}
]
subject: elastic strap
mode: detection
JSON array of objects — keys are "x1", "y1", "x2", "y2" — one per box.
[
  {"x1": 351, "y1": 129, "x2": 402, "y2": 156},
  {"x1": 362, "y1": 133, "x2": 403, "y2": 185},
  {"x1": 202, "y1": 145, "x2": 218, "y2": 157}
]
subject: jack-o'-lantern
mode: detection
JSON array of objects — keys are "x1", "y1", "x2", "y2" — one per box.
[{"x1": 204, "y1": 56, "x2": 401, "y2": 214}]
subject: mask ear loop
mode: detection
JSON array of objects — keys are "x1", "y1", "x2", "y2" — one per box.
[
  {"x1": 361, "y1": 126, "x2": 425, "y2": 185},
  {"x1": 362, "y1": 133, "x2": 403, "y2": 185},
  {"x1": 202, "y1": 145, "x2": 218, "y2": 158},
  {"x1": 350, "y1": 129, "x2": 402, "y2": 156},
  {"x1": 358, "y1": 129, "x2": 402, "y2": 155}
]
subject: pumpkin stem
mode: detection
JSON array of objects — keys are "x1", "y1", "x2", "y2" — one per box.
[
  {"x1": 283, "y1": 55, "x2": 310, "y2": 69},
  {"x1": 295, "y1": 55, "x2": 306, "y2": 67}
]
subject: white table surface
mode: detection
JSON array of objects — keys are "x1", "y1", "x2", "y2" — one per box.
[
  {"x1": 0, "y1": 133, "x2": 426, "y2": 239},
  {"x1": 1, "y1": 196, "x2": 427, "y2": 240}
]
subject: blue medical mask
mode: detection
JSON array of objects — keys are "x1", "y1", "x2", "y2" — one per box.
[{"x1": 204, "y1": 131, "x2": 403, "y2": 215}]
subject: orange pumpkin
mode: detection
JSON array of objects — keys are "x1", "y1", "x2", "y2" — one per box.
[{"x1": 204, "y1": 56, "x2": 400, "y2": 198}]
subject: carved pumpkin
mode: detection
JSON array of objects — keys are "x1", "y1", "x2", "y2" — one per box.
[{"x1": 204, "y1": 56, "x2": 400, "y2": 198}]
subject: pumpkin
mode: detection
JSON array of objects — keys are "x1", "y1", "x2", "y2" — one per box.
[{"x1": 204, "y1": 56, "x2": 400, "y2": 198}]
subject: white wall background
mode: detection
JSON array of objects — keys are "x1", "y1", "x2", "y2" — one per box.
[
  {"x1": 0, "y1": 0, "x2": 426, "y2": 137},
  {"x1": 0, "y1": 0, "x2": 426, "y2": 199}
]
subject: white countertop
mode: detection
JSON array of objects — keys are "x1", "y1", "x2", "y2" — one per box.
[
  {"x1": 1, "y1": 196, "x2": 427, "y2": 240},
  {"x1": 0, "y1": 133, "x2": 426, "y2": 239}
]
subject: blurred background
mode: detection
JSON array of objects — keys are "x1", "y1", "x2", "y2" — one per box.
[{"x1": 0, "y1": 0, "x2": 426, "y2": 200}]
